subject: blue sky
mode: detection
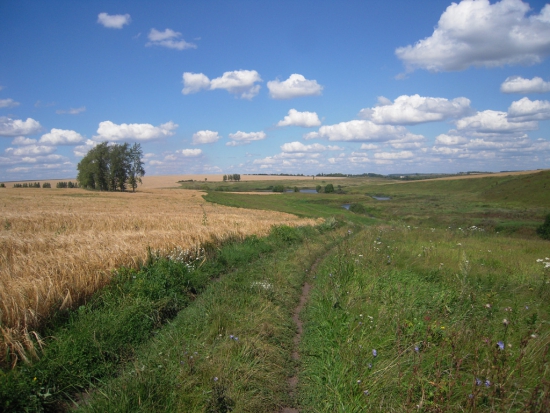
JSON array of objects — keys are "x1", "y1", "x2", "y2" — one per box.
[{"x1": 1, "y1": 0, "x2": 550, "y2": 180}]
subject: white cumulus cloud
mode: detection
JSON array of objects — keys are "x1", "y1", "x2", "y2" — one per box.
[
  {"x1": 146, "y1": 28, "x2": 196, "y2": 50},
  {"x1": 0, "y1": 98, "x2": 20, "y2": 108},
  {"x1": 280, "y1": 142, "x2": 328, "y2": 153},
  {"x1": 178, "y1": 149, "x2": 202, "y2": 157},
  {"x1": 501, "y1": 76, "x2": 550, "y2": 93},
  {"x1": 182, "y1": 70, "x2": 262, "y2": 99},
  {"x1": 11, "y1": 136, "x2": 37, "y2": 145},
  {"x1": 192, "y1": 130, "x2": 220, "y2": 144},
  {"x1": 435, "y1": 134, "x2": 469, "y2": 146},
  {"x1": 267, "y1": 74, "x2": 323, "y2": 99},
  {"x1": 227, "y1": 131, "x2": 266, "y2": 146},
  {"x1": 182, "y1": 73, "x2": 211, "y2": 95},
  {"x1": 97, "y1": 12, "x2": 131, "y2": 29},
  {"x1": 94, "y1": 120, "x2": 177, "y2": 141},
  {"x1": 39, "y1": 129, "x2": 84, "y2": 145},
  {"x1": 359, "y1": 95, "x2": 471, "y2": 125},
  {"x1": 309, "y1": 119, "x2": 414, "y2": 142},
  {"x1": 374, "y1": 151, "x2": 414, "y2": 160},
  {"x1": 0, "y1": 117, "x2": 41, "y2": 136},
  {"x1": 210, "y1": 70, "x2": 262, "y2": 99},
  {"x1": 277, "y1": 109, "x2": 321, "y2": 127},
  {"x1": 5, "y1": 145, "x2": 55, "y2": 156},
  {"x1": 507, "y1": 97, "x2": 550, "y2": 121},
  {"x1": 456, "y1": 110, "x2": 538, "y2": 136},
  {"x1": 395, "y1": 0, "x2": 550, "y2": 72}
]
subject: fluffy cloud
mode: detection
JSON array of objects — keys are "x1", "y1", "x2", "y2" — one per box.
[
  {"x1": 280, "y1": 142, "x2": 328, "y2": 153},
  {"x1": 267, "y1": 74, "x2": 323, "y2": 99},
  {"x1": 94, "y1": 120, "x2": 177, "y2": 141},
  {"x1": 12, "y1": 136, "x2": 37, "y2": 145},
  {"x1": 146, "y1": 28, "x2": 197, "y2": 50},
  {"x1": 39, "y1": 129, "x2": 84, "y2": 145},
  {"x1": 501, "y1": 76, "x2": 550, "y2": 93},
  {"x1": 456, "y1": 110, "x2": 538, "y2": 136},
  {"x1": 395, "y1": 0, "x2": 550, "y2": 72},
  {"x1": 56, "y1": 107, "x2": 86, "y2": 115},
  {"x1": 97, "y1": 12, "x2": 131, "y2": 29},
  {"x1": 360, "y1": 143, "x2": 378, "y2": 150},
  {"x1": 227, "y1": 131, "x2": 266, "y2": 146},
  {"x1": 181, "y1": 73, "x2": 211, "y2": 95},
  {"x1": 182, "y1": 70, "x2": 262, "y2": 99},
  {"x1": 0, "y1": 117, "x2": 41, "y2": 136},
  {"x1": 435, "y1": 134, "x2": 469, "y2": 146},
  {"x1": 277, "y1": 109, "x2": 321, "y2": 127},
  {"x1": 507, "y1": 97, "x2": 550, "y2": 121},
  {"x1": 0, "y1": 98, "x2": 19, "y2": 108},
  {"x1": 192, "y1": 130, "x2": 220, "y2": 144},
  {"x1": 5, "y1": 145, "x2": 55, "y2": 156},
  {"x1": 358, "y1": 95, "x2": 471, "y2": 125},
  {"x1": 307, "y1": 119, "x2": 416, "y2": 142},
  {"x1": 74, "y1": 139, "x2": 98, "y2": 157},
  {"x1": 177, "y1": 149, "x2": 202, "y2": 157},
  {"x1": 210, "y1": 70, "x2": 262, "y2": 99}
]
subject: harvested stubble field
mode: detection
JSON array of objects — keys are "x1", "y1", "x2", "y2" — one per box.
[{"x1": 0, "y1": 187, "x2": 317, "y2": 366}]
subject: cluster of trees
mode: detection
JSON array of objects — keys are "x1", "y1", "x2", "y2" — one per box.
[
  {"x1": 13, "y1": 182, "x2": 42, "y2": 188},
  {"x1": 316, "y1": 183, "x2": 335, "y2": 193},
  {"x1": 56, "y1": 181, "x2": 78, "y2": 188},
  {"x1": 77, "y1": 142, "x2": 145, "y2": 192},
  {"x1": 223, "y1": 174, "x2": 241, "y2": 182}
]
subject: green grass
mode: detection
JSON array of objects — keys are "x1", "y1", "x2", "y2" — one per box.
[{"x1": 298, "y1": 225, "x2": 550, "y2": 412}]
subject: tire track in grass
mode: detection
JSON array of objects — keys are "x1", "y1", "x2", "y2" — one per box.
[{"x1": 282, "y1": 251, "x2": 329, "y2": 413}]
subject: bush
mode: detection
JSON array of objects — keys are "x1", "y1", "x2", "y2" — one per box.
[
  {"x1": 324, "y1": 183, "x2": 334, "y2": 193},
  {"x1": 316, "y1": 185, "x2": 322, "y2": 193},
  {"x1": 42, "y1": 182, "x2": 51, "y2": 188},
  {"x1": 272, "y1": 185, "x2": 285, "y2": 193},
  {"x1": 0, "y1": 183, "x2": 5, "y2": 188},
  {"x1": 537, "y1": 214, "x2": 550, "y2": 240}
]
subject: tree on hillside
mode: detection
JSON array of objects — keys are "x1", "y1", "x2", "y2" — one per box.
[{"x1": 77, "y1": 142, "x2": 145, "y2": 192}]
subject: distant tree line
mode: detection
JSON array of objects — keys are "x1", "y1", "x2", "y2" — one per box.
[
  {"x1": 223, "y1": 174, "x2": 241, "y2": 182},
  {"x1": 77, "y1": 142, "x2": 145, "y2": 192}
]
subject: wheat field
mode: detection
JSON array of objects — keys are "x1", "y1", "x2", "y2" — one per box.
[{"x1": 0, "y1": 187, "x2": 317, "y2": 366}]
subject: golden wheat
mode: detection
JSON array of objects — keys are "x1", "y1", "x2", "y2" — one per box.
[{"x1": 0, "y1": 187, "x2": 317, "y2": 366}]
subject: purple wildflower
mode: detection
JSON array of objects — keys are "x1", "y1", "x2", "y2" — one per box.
[
  {"x1": 485, "y1": 379, "x2": 491, "y2": 387},
  {"x1": 475, "y1": 378, "x2": 481, "y2": 386},
  {"x1": 372, "y1": 349, "x2": 377, "y2": 357},
  {"x1": 497, "y1": 341, "x2": 504, "y2": 350}
]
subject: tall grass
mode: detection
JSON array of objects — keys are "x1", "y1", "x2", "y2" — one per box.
[
  {"x1": 299, "y1": 225, "x2": 550, "y2": 411},
  {"x1": 0, "y1": 188, "x2": 317, "y2": 367}
]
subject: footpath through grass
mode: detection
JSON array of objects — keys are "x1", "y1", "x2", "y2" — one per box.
[{"x1": 298, "y1": 224, "x2": 550, "y2": 412}]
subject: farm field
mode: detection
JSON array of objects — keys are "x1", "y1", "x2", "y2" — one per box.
[
  {"x1": 0, "y1": 186, "x2": 317, "y2": 367},
  {"x1": 1, "y1": 169, "x2": 549, "y2": 412}
]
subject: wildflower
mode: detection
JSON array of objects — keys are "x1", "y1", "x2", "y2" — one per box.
[
  {"x1": 357, "y1": 380, "x2": 362, "y2": 384},
  {"x1": 363, "y1": 390, "x2": 369, "y2": 396},
  {"x1": 485, "y1": 303, "x2": 491, "y2": 308},
  {"x1": 476, "y1": 378, "x2": 482, "y2": 386},
  {"x1": 213, "y1": 377, "x2": 219, "y2": 382},
  {"x1": 368, "y1": 363, "x2": 372, "y2": 369},
  {"x1": 497, "y1": 341, "x2": 504, "y2": 350},
  {"x1": 469, "y1": 394, "x2": 474, "y2": 399},
  {"x1": 485, "y1": 379, "x2": 491, "y2": 387},
  {"x1": 503, "y1": 318, "x2": 509, "y2": 326},
  {"x1": 414, "y1": 346, "x2": 419, "y2": 353},
  {"x1": 229, "y1": 335, "x2": 234, "y2": 339},
  {"x1": 372, "y1": 349, "x2": 377, "y2": 357}
]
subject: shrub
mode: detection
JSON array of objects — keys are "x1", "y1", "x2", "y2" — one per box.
[
  {"x1": 536, "y1": 214, "x2": 550, "y2": 240},
  {"x1": 324, "y1": 183, "x2": 334, "y2": 193},
  {"x1": 42, "y1": 182, "x2": 51, "y2": 188},
  {"x1": 272, "y1": 185, "x2": 285, "y2": 193},
  {"x1": 316, "y1": 185, "x2": 322, "y2": 193},
  {"x1": 0, "y1": 183, "x2": 5, "y2": 188}
]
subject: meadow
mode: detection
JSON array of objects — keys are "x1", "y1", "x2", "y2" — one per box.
[
  {"x1": 0, "y1": 186, "x2": 317, "y2": 368},
  {"x1": 1, "y1": 170, "x2": 549, "y2": 412}
]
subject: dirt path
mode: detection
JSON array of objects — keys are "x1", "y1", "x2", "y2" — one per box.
[{"x1": 281, "y1": 255, "x2": 324, "y2": 413}]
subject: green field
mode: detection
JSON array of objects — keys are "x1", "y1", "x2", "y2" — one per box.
[{"x1": 2, "y1": 171, "x2": 549, "y2": 412}]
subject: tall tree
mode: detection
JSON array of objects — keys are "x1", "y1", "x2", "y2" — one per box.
[{"x1": 128, "y1": 143, "x2": 145, "y2": 192}]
